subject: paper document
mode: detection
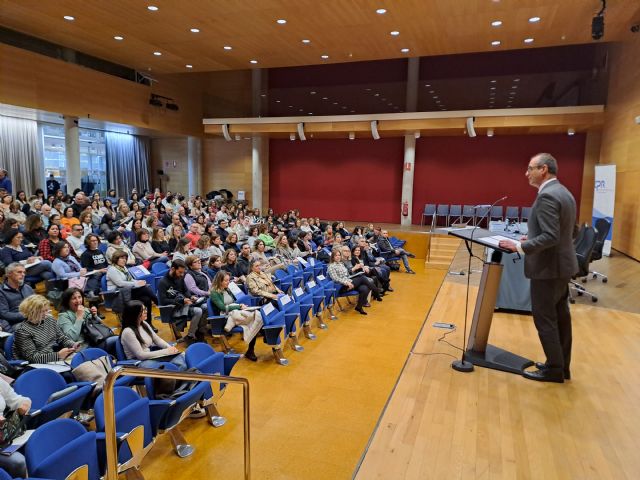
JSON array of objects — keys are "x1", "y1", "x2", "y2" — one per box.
[
  {"x1": 20, "y1": 259, "x2": 42, "y2": 269},
  {"x1": 483, "y1": 235, "x2": 521, "y2": 249},
  {"x1": 29, "y1": 362, "x2": 71, "y2": 373}
]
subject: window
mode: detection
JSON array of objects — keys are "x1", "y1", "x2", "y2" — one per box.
[
  {"x1": 42, "y1": 124, "x2": 66, "y2": 192},
  {"x1": 79, "y1": 128, "x2": 107, "y2": 196}
]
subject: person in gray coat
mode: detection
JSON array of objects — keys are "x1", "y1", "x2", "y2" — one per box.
[
  {"x1": 0, "y1": 263, "x2": 34, "y2": 333},
  {"x1": 500, "y1": 153, "x2": 578, "y2": 383}
]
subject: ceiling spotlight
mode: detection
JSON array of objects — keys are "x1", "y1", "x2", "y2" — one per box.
[
  {"x1": 390, "y1": 31, "x2": 400, "y2": 36},
  {"x1": 524, "y1": 38, "x2": 534, "y2": 44},
  {"x1": 310, "y1": 91, "x2": 316, "y2": 95},
  {"x1": 114, "y1": 36, "x2": 124, "y2": 41},
  {"x1": 275, "y1": 100, "x2": 281, "y2": 103},
  {"x1": 290, "y1": 133, "x2": 296, "y2": 141},
  {"x1": 349, "y1": 132, "x2": 355, "y2": 140},
  {"x1": 424, "y1": 83, "x2": 431, "y2": 87},
  {"x1": 321, "y1": 54, "x2": 329, "y2": 59},
  {"x1": 529, "y1": 16, "x2": 541, "y2": 23},
  {"x1": 153, "y1": 51, "x2": 162, "y2": 56},
  {"x1": 568, "y1": 128, "x2": 576, "y2": 136},
  {"x1": 491, "y1": 40, "x2": 501, "y2": 46},
  {"x1": 249, "y1": 59, "x2": 258, "y2": 64},
  {"x1": 401, "y1": 48, "x2": 410, "y2": 53},
  {"x1": 333, "y1": 102, "x2": 338, "y2": 105},
  {"x1": 514, "y1": 78, "x2": 521, "y2": 82},
  {"x1": 322, "y1": 97, "x2": 328, "y2": 100},
  {"x1": 63, "y1": 15, "x2": 75, "y2": 21},
  {"x1": 491, "y1": 20, "x2": 503, "y2": 27},
  {"x1": 490, "y1": 79, "x2": 497, "y2": 83},
  {"x1": 414, "y1": 131, "x2": 421, "y2": 139},
  {"x1": 592, "y1": 1, "x2": 606, "y2": 40},
  {"x1": 190, "y1": 28, "x2": 200, "y2": 33},
  {"x1": 276, "y1": 19, "x2": 287, "y2": 24},
  {"x1": 374, "y1": 93, "x2": 380, "y2": 97},
  {"x1": 223, "y1": 45, "x2": 233, "y2": 50},
  {"x1": 147, "y1": 5, "x2": 158, "y2": 11},
  {"x1": 376, "y1": 8, "x2": 387, "y2": 14},
  {"x1": 487, "y1": 128, "x2": 495, "y2": 137},
  {"x1": 490, "y1": 86, "x2": 496, "y2": 90},
  {"x1": 302, "y1": 39, "x2": 311, "y2": 44},
  {"x1": 185, "y1": 64, "x2": 193, "y2": 68}
]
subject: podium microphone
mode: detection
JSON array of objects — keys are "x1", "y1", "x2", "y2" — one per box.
[{"x1": 452, "y1": 195, "x2": 507, "y2": 373}]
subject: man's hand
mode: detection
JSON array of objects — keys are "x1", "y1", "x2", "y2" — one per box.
[
  {"x1": 520, "y1": 235, "x2": 528, "y2": 242},
  {"x1": 498, "y1": 240, "x2": 518, "y2": 252}
]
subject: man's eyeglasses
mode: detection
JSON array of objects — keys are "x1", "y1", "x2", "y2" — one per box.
[{"x1": 527, "y1": 165, "x2": 543, "y2": 171}]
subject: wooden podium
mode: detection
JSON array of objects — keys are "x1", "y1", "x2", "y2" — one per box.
[{"x1": 448, "y1": 227, "x2": 534, "y2": 375}]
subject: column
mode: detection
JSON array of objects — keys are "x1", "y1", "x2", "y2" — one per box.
[
  {"x1": 187, "y1": 136, "x2": 202, "y2": 197},
  {"x1": 401, "y1": 57, "x2": 420, "y2": 226},
  {"x1": 64, "y1": 116, "x2": 81, "y2": 194},
  {"x1": 401, "y1": 134, "x2": 416, "y2": 226},
  {"x1": 252, "y1": 136, "x2": 263, "y2": 211}
]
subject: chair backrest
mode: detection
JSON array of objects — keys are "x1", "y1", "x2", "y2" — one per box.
[
  {"x1": 14, "y1": 368, "x2": 67, "y2": 409},
  {"x1": 505, "y1": 206, "x2": 519, "y2": 219},
  {"x1": 151, "y1": 262, "x2": 169, "y2": 276},
  {"x1": 114, "y1": 336, "x2": 127, "y2": 361},
  {"x1": 462, "y1": 205, "x2": 475, "y2": 217},
  {"x1": 490, "y1": 206, "x2": 503, "y2": 218},
  {"x1": 94, "y1": 387, "x2": 154, "y2": 449},
  {"x1": 184, "y1": 342, "x2": 218, "y2": 368},
  {"x1": 26, "y1": 418, "x2": 100, "y2": 480},
  {"x1": 574, "y1": 225, "x2": 597, "y2": 276},
  {"x1": 3, "y1": 334, "x2": 14, "y2": 360},
  {"x1": 449, "y1": 204, "x2": 462, "y2": 216},
  {"x1": 520, "y1": 207, "x2": 532, "y2": 220},
  {"x1": 436, "y1": 204, "x2": 449, "y2": 216},
  {"x1": 69, "y1": 347, "x2": 111, "y2": 369},
  {"x1": 591, "y1": 217, "x2": 611, "y2": 261},
  {"x1": 98, "y1": 242, "x2": 108, "y2": 254},
  {"x1": 423, "y1": 204, "x2": 436, "y2": 216}
]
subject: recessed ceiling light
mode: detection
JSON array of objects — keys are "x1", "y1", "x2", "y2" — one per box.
[
  {"x1": 63, "y1": 15, "x2": 75, "y2": 21},
  {"x1": 374, "y1": 93, "x2": 380, "y2": 97},
  {"x1": 401, "y1": 48, "x2": 410, "y2": 53},
  {"x1": 275, "y1": 100, "x2": 281, "y2": 103},
  {"x1": 390, "y1": 31, "x2": 400, "y2": 36},
  {"x1": 511, "y1": 85, "x2": 518, "y2": 89},
  {"x1": 147, "y1": 5, "x2": 158, "y2": 11},
  {"x1": 185, "y1": 64, "x2": 193, "y2": 69},
  {"x1": 376, "y1": 8, "x2": 387, "y2": 14},
  {"x1": 310, "y1": 91, "x2": 316, "y2": 95},
  {"x1": 288, "y1": 105, "x2": 293, "y2": 108},
  {"x1": 350, "y1": 110, "x2": 355, "y2": 113},
  {"x1": 491, "y1": 20, "x2": 503, "y2": 27},
  {"x1": 153, "y1": 51, "x2": 162, "y2": 56},
  {"x1": 260, "y1": 94, "x2": 266, "y2": 97},
  {"x1": 429, "y1": 90, "x2": 435, "y2": 94},
  {"x1": 190, "y1": 28, "x2": 200, "y2": 33},
  {"x1": 308, "y1": 112, "x2": 313, "y2": 115},
  {"x1": 250, "y1": 59, "x2": 258, "y2": 64},
  {"x1": 514, "y1": 78, "x2": 521, "y2": 82},
  {"x1": 223, "y1": 45, "x2": 232, "y2": 50},
  {"x1": 491, "y1": 40, "x2": 501, "y2": 46},
  {"x1": 568, "y1": 128, "x2": 575, "y2": 136},
  {"x1": 302, "y1": 39, "x2": 311, "y2": 44},
  {"x1": 322, "y1": 97, "x2": 328, "y2": 100},
  {"x1": 490, "y1": 79, "x2": 497, "y2": 83},
  {"x1": 490, "y1": 86, "x2": 496, "y2": 90},
  {"x1": 424, "y1": 84, "x2": 431, "y2": 87},
  {"x1": 114, "y1": 36, "x2": 124, "y2": 41},
  {"x1": 529, "y1": 16, "x2": 541, "y2": 23},
  {"x1": 321, "y1": 54, "x2": 329, "y2": 59},
  {"x1": 333, "y1": 102, "x2": 338, "y2": 105},
  {"x1": 388, "y1": 103, "x2": 393, "y2": 106},
  {"x1": 433, "y1": 96, "x2": 438, "y2": 99},
  {"x1": 341, "y1": 106, "x2": 347, "y2": 109},
  {"x1": 524, "y1": 38, "x2": 534, "y2": 44},
  {"x1": 381, "y1": 97, "x2": 386, "y2": 101},
  {"x1": 276, "y1": 19, "x2": 287, "y2": 24}
]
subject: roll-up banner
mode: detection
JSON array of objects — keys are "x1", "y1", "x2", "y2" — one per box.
[{"x1": 592, "y1": 165, "x2": 616, "y2": 256}]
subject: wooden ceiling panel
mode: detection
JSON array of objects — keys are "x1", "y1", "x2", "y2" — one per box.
[{"x1": 1, "y1": 0, "x2": 638, "y2": 74}]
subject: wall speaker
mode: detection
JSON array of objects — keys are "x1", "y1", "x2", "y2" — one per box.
[
  {"x1": 297, "y1": 122, "x2": 306, "y2": 141},
  {"x1": 222, "y1": 124, "x2": 232, "y2": 142},
  {"x1": 466, "y1": 117, "x2": 476, "y2": 138},
  {"x1": 371, "y1": 120, "x2": 380, "y2": 140}
]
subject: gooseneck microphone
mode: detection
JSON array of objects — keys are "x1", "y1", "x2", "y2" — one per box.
[{"x1": 452, "y1": 195, "x2": 507, "y2": 373}]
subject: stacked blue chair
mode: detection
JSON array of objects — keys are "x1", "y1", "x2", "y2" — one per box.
[
  {"x1": 144, "y1": 362, "x2": 209, "y2": 457},
  {"x1": 291, "y1": 285, "x2": 317, "y2": 340},
  {"x1": 313, "y1": 275, "x2": 338, "y2": 321},
  {"x1": 184, "y1": 343, "x2": 241, "y2": 427},
  {"x1": 14, "y1": 369, "x2": 94, "y2": 429},
  {"x1": 420, "y1": 203, "x2": 437, "y2": 226},
  {"x1": 94, "y1": 386, "x2": 157, "y2": 476},
  {"x1": 436, "y1": 204, "x2": 450, "y2": 226},
  {"x1": 26, "y1": 418, "x2": 101, "y2": 480},
  {"x1": 259, "y1": 302, "x2": 288, "y2": 366},
  {"x1": 276, "y1": 294, "x2": 304, "y2": 352}
]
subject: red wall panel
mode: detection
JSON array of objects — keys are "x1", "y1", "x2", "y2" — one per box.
[
  {"x1": 411, "y1": 134, "x2": 586, "y2": 224},
  {"x1": 269, "y1": 138, "x2": 404, "y2": 223}
]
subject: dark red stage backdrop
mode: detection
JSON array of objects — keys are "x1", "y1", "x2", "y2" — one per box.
[{"x1": 268, "y1": 134, "x2": 586, "y2": 225}]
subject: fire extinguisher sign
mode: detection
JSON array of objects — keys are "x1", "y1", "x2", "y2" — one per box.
[{"x1": 405, "y1": 162, "x2": 412, "y2": 171}]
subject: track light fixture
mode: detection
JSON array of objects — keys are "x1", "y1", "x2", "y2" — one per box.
[
  {"x1": 149, "y1": 94, "x2": 179, "y2": 111},
  {"x1": 592, "y1": 0, "x2": 606, "y2": 40}
]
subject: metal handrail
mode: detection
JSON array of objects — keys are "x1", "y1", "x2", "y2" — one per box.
[{"x1": 102, "y1": 366, "x2": 251, "y2": 479}]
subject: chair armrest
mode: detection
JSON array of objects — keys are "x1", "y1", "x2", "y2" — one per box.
[
  {"x1": 115, "y1": 360, "x2": 141, "y2": 367},
  {"x1": 9, "y1": 360, "x2": 28, "y2": 367},
  {"x1": 27, "y1": 409, "x2": 42, "y2": 417}
]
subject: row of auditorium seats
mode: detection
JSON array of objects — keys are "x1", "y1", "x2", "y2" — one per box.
[{"x1": 421, "y1": 203, "x2": 532, "y2": 227}]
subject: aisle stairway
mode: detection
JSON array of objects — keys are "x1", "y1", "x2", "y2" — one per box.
[{"x1": 425, "y1": 234, "x2": 461, "y2": 270}]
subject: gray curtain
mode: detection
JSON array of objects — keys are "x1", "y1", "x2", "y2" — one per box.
[
  {"x1": 0, "y1": 115, "x2": 43, "y2": 194},
  {"x1": 105, "y1": 132, "x2": 150, "y2": 197}
]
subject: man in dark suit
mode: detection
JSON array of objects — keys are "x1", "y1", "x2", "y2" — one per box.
[{"x1": 499, "y1": 153, "x2": 578, "y2": 383}]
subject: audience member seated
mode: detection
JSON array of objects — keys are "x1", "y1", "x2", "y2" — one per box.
[
  {"x1": 157, "y1": 259, "x2": 209, "y2": 345},
  {"x1": 0, "y1": 230, "x2": 54, "y2": 283},
  {"x1": 106, "y1": 250, "x2": 158, "y2": 330},
  {"x1": 5, "y1": 201, "x2": 26, "y2": 226},
  {"x1": 105, "y1": 231, "x2": 136, "y2": 265},
  {"x1": 246, "y1": 259, "x2": 283, "y2": 304},
  {"x1": 172, "y1": 237, "x2": 192, "y2": 263},
  {"x1": 57, "y1": 288, "x2": 104, "y2": 350},
  {"x1": 273, "y1": 234, "x2": 301, "y2": 265},
  {"x1": 210, "y1": 234, "x2": 226, "y2": 258},
  {"x1": 23, "y1": 214, "x2": 47, "y2": 245},
  {"x1": 60, "y1": 206, "x2": 80, "y2": 231},
  {"x1": 296, "y1": 231, "x2": 318, "y2": 257},
  {"x1": 194, "y1": 234, "x2": 215, "y2": 261},
  {"x1": 354, "y1": 242, "x2": 392, "y2": 292},
  {"x1": 184, "y1": 223, "x2": 202, "y2": 249},
  {"x1": 151, "y1": 227, "x2": 171, "y2": 256},
  {"x1": 237, "y1": 243, "x2": 252, "y2": 276},
  {"x1": 66, "y1": 223, "x2": 87, "y2": 258},
  {"x1": 327, "y1": 249, "x2": 371, "y2": 315},
  {"x1": 203, "y1": 255, "x2": 222, "y2": 279},
  {"x1": 377, "y1": 229, "x2": 416, "y2": 274},
  {"x1": 167, "y1": 223, "x2": 184, "y2": 251},
  {"x1": 51, "y1": 241, "x2": 98, "y2": 298},
  {"x1": 0, "y1": 263, "x2": 33, "y2": 334},
  {"x1": 341, "y1": 245, "x2": 383, "y2": 301},
  {"x1": 78, "y1": 211, "x2": 93, "y2": 237},
  {"x1": 221, "y1": 248, "x2": 246, "y2": 284},
  {"x1": 79, "y1": 233, "x2": 108, "y2": 298},
  {"x1": 257, "y1": 224, "x2": 275, "y2": 248},
  {"x1": 132, "y1": 229, "x2": 169, "y2": 266},
  {"x1": 14, "y1": 294, "x2": 78, "y2": 363},
  {"x1": 247, "y1": 226, "x2": 259, "y2": 248},
  {"x1": 120, "y1": 300, "x2": 186, "y2": 369},
  {"x1": 0, "y1": 377, "x2": 31, "y2": 477},
  {"x1": 184, "y1": 255, "x2": 212, "y2": 298},
  {"x1": 224, "y1": 232, "x2": 240, "y2": 252},
  {"x1": 251, "y1": 239, "x2": 285, "y2": 274},
  {"x1": 210, "y1": 271, "x2": 263, "y2": 362}
]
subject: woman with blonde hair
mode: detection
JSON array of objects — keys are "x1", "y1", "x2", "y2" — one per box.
[
  {"x1": 14, "y1": 294, "x2": 78, "y2": 363},
  {"x1": 210, "y1": 271, "x2": 263, "y2": 361}
]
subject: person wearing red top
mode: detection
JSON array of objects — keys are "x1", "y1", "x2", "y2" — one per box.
[
  {"x1": 184, "y1": 223, "x2": 201, "y2": 249},
  {"x1": 37, "y1": 224, "x2": 64, "y2": 262}
]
